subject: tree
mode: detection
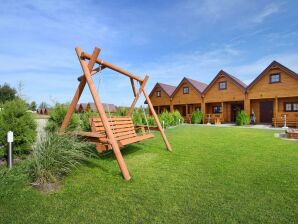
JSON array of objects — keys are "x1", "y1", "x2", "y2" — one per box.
[
  {"x1": 39, "y1": 101, "x2": 48, "y2": 109},
  {"x1": 0, "y1": 83, "x2": 17, "y2": 105},
  {"x1": 0, "y1": 99, "x2": 37, "y2": 154},
  {"x1": 30, "y1": 101, "x2": 37, "y2": 111}
]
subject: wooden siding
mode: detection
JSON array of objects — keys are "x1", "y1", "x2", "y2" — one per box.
[
  {"x1": 204, "y1": 76, "x2": 245, "y2": 102},
  {"x1": 172, "y1": 82, "x2": 203, "y2": 104},
  {"x1": 248, "y1": 67, "x2": 298, "y2": 99},
  {"x1": 149, "y1": 86, "x2": 171, "y2": 106}
]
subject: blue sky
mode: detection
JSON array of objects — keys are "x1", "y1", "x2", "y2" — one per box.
[{"x1": 0, "y1": 0, "x2": 298, "y2": 106}]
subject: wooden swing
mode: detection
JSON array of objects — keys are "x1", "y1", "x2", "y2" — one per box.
[{"x1": 59, "y1": 47, "x2": 172, "y2": 181}]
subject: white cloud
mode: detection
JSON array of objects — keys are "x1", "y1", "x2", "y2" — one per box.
[{"x1": 251, "y1": 3, "x2": 280, "y2": 23}]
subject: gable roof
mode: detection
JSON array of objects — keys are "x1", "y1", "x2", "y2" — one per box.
[
  {"x1": 203, "y1": 70, "x2": 247, "y2": 94},
  {"x1": 172, "y1": 77, "x2": 208, "y2": 97},
  {"x1": 149, "y1": 82, "x2": 176, "y2": 98},
  {"x1": 88, "y1": 102, "x2": 117, "y2": 113},
  {"x1": 247, "y1": 60, "x2": 298, "y2": 90}
]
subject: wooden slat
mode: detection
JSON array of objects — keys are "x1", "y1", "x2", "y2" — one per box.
[
  {"x1": 114, "y1": 130, "x2": 137, "y2": 138},
  {"x1": 120, "y1": 134, "x2": 154, "y2": 146},
  {"x1": 93, "y1": 120, "x2": 134, "y2": 127},
  {"x1": 92, "y1": 116, "x2": 132, "y2": 122},
  {"x1": 116, "y1": 133, "x2": 138, "y2": 141},
  {"x1": 94, "y1": 123, "x2": 135, "y2": 132}
]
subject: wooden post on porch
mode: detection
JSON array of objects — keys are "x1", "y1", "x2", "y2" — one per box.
[
  {"x1": 244, "y1": 94, "x2": 251, "y2": 117},
  {"x1": 201, "y1": 97, "x2": 205, "y2": 124},
  {"x1": 185, "y1": 104, "x2": 188, "y2": 122},
  {"x1": 221, "y1": 102, "x2": 224, "y2": 122},
  {"x1": 274, "y1": 96, "x2": 278, "y2": 127},
  {"x1": 170, "y1": 101, "x2": 174, "y2": 113}
]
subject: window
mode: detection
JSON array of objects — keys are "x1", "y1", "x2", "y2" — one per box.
[
  {"x1": 183, "y1": 87, "x2": 189, "y2": 94},
  {"x1": 156, "y1": 91, "x2": 161, "y2": 97},
  {"x1": 213, "y1": 106, "x2": 221, "y2": 113},
  {"x1": 269, "y1": 73, "x2": 281, "y2": 83},
  {"x1": 284, "y1": 102, "x2": 298, "y2": 112},
  {"x1": 219, "y1": 81, "x2": 227, "y2": 90}
]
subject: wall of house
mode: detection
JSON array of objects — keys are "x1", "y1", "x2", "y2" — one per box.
[
  {"x1": 277, "y1": 97, "x2": 298, "y2": 120},
  {"x1": 248, "y1": 67, "x2": 298, "y2": 99},
  {"x1": 204, "y1": 76, "x2": 245, "y2": 102},
  {"x1": 149, "y1": 86, "x2": 171, "y2": 106},
  {"x1": 172, "y1": 82, "x2": 202, "y2": 105}
]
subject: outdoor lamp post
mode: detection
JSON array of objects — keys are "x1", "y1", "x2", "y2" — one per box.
[{"x1": 7, "y1": 131, "x2": 13, "y2": 169}]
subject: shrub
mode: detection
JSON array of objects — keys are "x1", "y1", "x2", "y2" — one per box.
[
  {"x1": 172, "y1": 110, "x2": 184, "y2": 125},
  {"x1": 235, "y1": 110, "x2": 250, "y2": 126},
  {"x1": 115, "y1": 106, "x2": 128, "y2": 116},
  {"x1": 147, "y1": 116, "x2": 156, "y2": 126},
  {"x1": 79, "y1": 111, "x2": 98, "y2": 131},
  {"x1": 158, "y1": 111, "x2": 174, "y2": 128},
  {"x1": 28, "y1": 134, "x2": 94, "y2": 184},
  {"x1": 191, "y1": 111, "x2": 204, "y2": 124},
  {"x1": 45, "y1": 103, "x2": 80, "y2": 133},
  {"x1": 0, "y1": 99, "x2": 37, "y2": 154}
]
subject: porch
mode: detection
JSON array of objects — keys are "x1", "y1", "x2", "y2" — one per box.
[
  {"x1": 173, "y1": 104, "x2": 201, "y2": 123},
  {"x1": 204, "y1": 101, "x2": 244, "y2": 124}
]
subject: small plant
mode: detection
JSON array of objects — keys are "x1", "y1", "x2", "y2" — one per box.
[
  {"x1": 235, "y1": 110, "x2": 250, "y2": 126},
  {"x1": 45, "y1": 103, "x2": 80, "y2": 133},
  {"x1": 0, "y1": 99, "x2": 37, "y2": 154},
  {"x1": 191, "y1": 111, "x2": 204, "y2": 124},
  {"x1": 28, "y1": 134, "x2": 94, "y2": 185}
]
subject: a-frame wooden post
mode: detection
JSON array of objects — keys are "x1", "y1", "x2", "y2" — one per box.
[
  {"x1": 142, "y1": 88, "x2": 172, "y2": 151},
  {"x1": 60, "y1": 48, "x2": 100, "y2": 133},
  {"x1": 75, "y1": 47, "x2": 131, "y2": 181},
  {"x1": 127, "y1": 76, "x2": 149, "y2": 116}
]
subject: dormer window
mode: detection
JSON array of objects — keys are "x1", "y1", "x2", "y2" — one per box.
[
  {"x1": 269, "y1": 73, "x2": 281, "y2": 83},
  {"x1": 219, "y1": 81, "x2": 227, "y2": 90},
  {"x1": 156, "y1": 91, "x2": 161, "y2": 97},
  {"x1": 183, "y1": 87, "x2": 189, "y2": 94}
]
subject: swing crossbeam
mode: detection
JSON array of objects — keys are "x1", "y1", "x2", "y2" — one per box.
[{"x1": 59, "y1": 46, "x2": 172, "y2": 181}]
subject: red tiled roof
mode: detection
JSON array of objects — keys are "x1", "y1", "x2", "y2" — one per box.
[
  {"x1": 149, "y1": 82, "x2": 176, "y2": 97},
  {"x1": 185, "y1": 77, "x2": 208, "y2": 93},
  {"x1": 247, "y1": 60, "x2": 298, "y2": 90}
]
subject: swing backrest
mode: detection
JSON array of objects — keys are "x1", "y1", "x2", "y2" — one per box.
[{"x1": 90, "y1": 116, "x2": 138, "y2": 141}]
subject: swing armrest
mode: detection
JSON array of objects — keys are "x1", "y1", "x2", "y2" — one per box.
[{"x1": 135, "y1": 125, "x2": 146, "y2": 134}]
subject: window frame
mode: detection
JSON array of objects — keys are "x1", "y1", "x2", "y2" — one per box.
[
  {"x1": 213, "y1": 106, "x2": 222, "y2": 114},
  {"x1": 284, "y1": 102, "x2": 298, "y2": 112},
  {"x1": 156, "y1": 90, "x2": 161, "y2": 97},
  {"x1": 183, "y1": 87, "x2": 189, "y2": 94},
  {"x1": 218, "y1": 81, "x2": 227, "y2": 90},
  {"x1": 269, "y1": 73, "x2": 281, "y2": 84}
]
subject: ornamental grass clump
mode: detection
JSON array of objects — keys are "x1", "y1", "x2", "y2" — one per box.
[
  {"x1": 235, "y1": 110, "x2": 250, "y2": 126},
  {"x1": 191, "y1": 111, "x2": 204, "y2": 124},
  {"x1": 29, "y1": 134, "x2": 93, "y2": 185}
]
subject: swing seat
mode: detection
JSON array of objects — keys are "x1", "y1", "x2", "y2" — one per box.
[{"x1": 78, "y1": 116, "x2": 154, "y2": 152}]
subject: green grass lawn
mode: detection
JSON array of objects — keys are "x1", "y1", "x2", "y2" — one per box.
[{"x1": 0, "y1": 126, "x2": 297, "y2": 223}]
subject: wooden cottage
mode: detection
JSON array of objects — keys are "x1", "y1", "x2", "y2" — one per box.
[
  {"x1": 246, "y1": 61, "x2": 298, "y2": 127},
  {"x1": 148, "y1": 83, "x2": 176, "y2": 114},
  {"x1": 171, "y1": 77, "x2": 207, "y2": 122},
  {"x1": 203, "y1": 70, "x2": 247, "y2": 123}
]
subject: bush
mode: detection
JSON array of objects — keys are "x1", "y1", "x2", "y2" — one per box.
[
  {"x1": 115, "y1": 106, "x2": 128, "y2": 116},
  {"x1": 158, "y1": 111, "x2": 174, "y2": 128},
  {"x1": 0, "y1": 99, "x2": 37, "y2": 154},
  {"x1": 147, "y1": 116, "x2": 156, "y2": 126},
  {"x1": 235, "y1": 110, "x2": 250, "y2": 126},
  {"x1": 172, "y1": 110, "x2": 184, "y2": 125},
  {"x1": 28, "y1": 134, "x2": 94, "y2": 184},
  {"x1": 79, "y1": 111, "x2": 98, "y2": 131},
  {"x1": 45, "y1": 103, "x2": 80, "y2": 133},
  {"x1": 191, "y1": 111, "x2": 204, "y2": 124}
]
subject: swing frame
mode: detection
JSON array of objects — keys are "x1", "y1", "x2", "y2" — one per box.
[{"x1": 59, "y1": 47, "x2": 172, "y2": 181}]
